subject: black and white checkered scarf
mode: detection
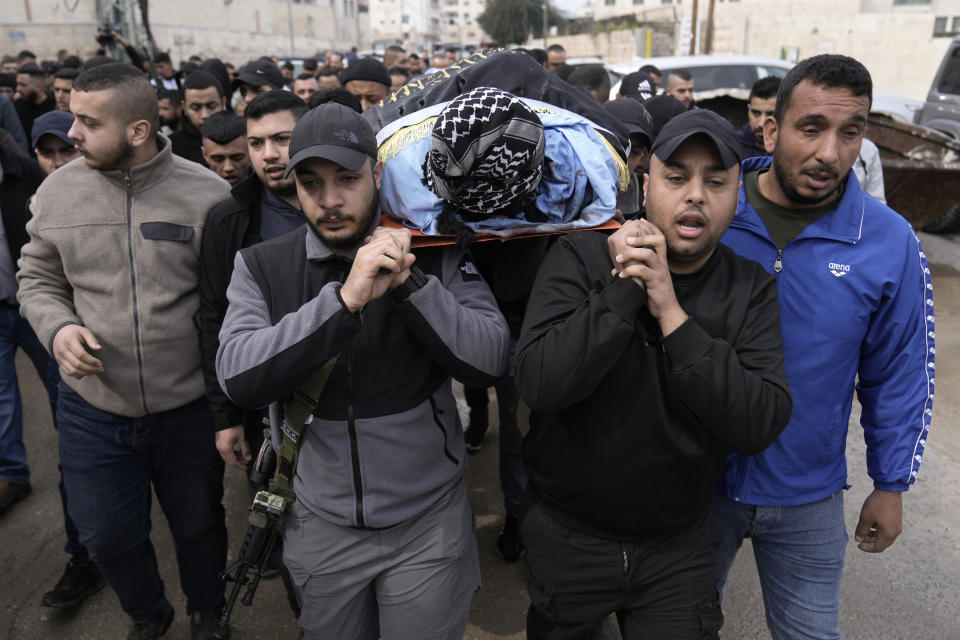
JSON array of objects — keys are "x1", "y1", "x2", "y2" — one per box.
[{"x1": 424, "y1": 87, "x2": 545, "y2": 220}]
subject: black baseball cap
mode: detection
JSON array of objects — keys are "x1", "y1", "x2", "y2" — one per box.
[
  {"x1": 619, "y1": 71, "x2": 655, "y2": 102},
  {"x1": 233, "y1": 59, "x2": 284, "y2": 91},
  {"x1": 651, "y1": 108, "x2": 740, "y2": 169},
  {"x1": 603, "y1": 98, "x2": 654, "y2": 148},
  {"x1": 340, "y1": 57, "x2": 391, "y2": 89},
  {"x1": 283, "y1": 103, "x2": 378, "y2": 178},
  {"x1": 32, "y1": 110, "x2": 75, "y2": 148}
]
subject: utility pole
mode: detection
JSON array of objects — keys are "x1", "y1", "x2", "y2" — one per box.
[
  {"x1": 705, "y1": 0, "x2": 716, "y2": 54},
  {"x1": 286, "y1": 0, "x2": 295, "y2": 57},
  {"x1": 689, "y1": 0, "x2": 698, "y2": 55},
  {"x1": 542, "y1": 0, "x2": 548, "y2": 48},
  {"x1": 522, "y1": 0, "x2": 528, "y2": 46}
]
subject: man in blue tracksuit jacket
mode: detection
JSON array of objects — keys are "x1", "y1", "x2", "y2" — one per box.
[{"x1": 713, "y1": 54, "x2": 934, "y2": 640}]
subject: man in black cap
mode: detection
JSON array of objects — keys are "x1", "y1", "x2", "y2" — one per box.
[
  {"x1": 515, "y1": 108, "x2": 792, "y2": 639},
  {"x1": 233, "y1": 59, "x2": 283, "y2": 116},
  {"x1": 603, "y1": 98, "x2": 655, "y2": 219},
  {"x1": 215, "y1": 102, "x2": 509, "y2": 639},
  {"x1": 616, "y1": 70, "x2": 656, "y2": 103},
  {"x1": 340, "y1": 57, "x2": 391, "y2": 112}
]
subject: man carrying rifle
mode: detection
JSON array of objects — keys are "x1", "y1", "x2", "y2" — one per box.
[{"x1": 216, "y1": 103, "x2": 510, "y2": 639}]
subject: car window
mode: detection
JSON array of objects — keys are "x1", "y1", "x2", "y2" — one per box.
[
  {"x1": 757, "y1": 65, "x2": 790, "y2": 80},
  {"x1": 936, "y1": 46, "x2": 960, "y2": 95},
  {"x1": 666, "y1": 65, "x2": 755, "y2": 91}
]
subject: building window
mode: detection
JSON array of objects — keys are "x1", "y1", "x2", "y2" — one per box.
[
  {"x1": 953, "y1": 16, "x2": 960, "y2": 32},
  {"x1": 634, "y1": 0, "x2": 643, "y2": 4},
  {"x1": 894, "y1": 0, "x2": 931, "y2": 4},
  {"x1": 934, "y1": 16, "x2": 949, "y2": 36},
  {"x1": 605, "y1": 0, "x2": 615, "y2": 5}
]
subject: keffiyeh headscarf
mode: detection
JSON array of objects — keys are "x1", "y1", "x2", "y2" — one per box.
[{"x1": 424, "y1": 87, "x2": 546, "y2": 220}]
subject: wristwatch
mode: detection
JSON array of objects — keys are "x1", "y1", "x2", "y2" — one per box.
[{"x1": 390, "y1": 266, "x2": 428, "y2": 302}]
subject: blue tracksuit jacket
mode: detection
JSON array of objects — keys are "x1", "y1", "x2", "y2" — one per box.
[{"x1": 718, "y1": 155, "x2": 934, "y2": 506}]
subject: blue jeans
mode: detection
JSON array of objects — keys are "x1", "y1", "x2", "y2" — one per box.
[
  {"x1": 0, "y1": 305, "x2": 57, "y2": 483},
  {"x1": 57, "y1": 386, "x2": 227, "y2": 620},
  {"x1": 711, "y1": 491, "x2": 848, "y2": 640}
]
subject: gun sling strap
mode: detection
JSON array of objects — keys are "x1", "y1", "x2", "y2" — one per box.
[{"x1": 269, "y1": 356, "x2": 339, "y2": 502}]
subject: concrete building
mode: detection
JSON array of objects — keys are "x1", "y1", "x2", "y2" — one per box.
[
  {"x1": 441, "y1": 0, "x2": 491, "y2": 46},
  {"x1": 586, "y1": 0, "x2": 960, "y2": 99},
  {"x1": 368, "y1": 0, "x2": 443, "y2": 52},
  {"x1": 1, "y1": 0, "x2": 368, "y2": 67}
]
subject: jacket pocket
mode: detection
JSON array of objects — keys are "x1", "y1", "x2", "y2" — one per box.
[
  {"x1": 428, "y1": 394, "x2": 459, "y2": 466},
  {"x1": 140, "y1": 222, "x2": 194, "y2": 242}
]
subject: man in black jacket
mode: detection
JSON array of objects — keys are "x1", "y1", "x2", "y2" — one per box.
[
  {"x1": 515, "y1": 109, "x2": 793, "y2": 639},
  {"x1": 200, "y1": 90, "x2": 308, "y2": 474}
]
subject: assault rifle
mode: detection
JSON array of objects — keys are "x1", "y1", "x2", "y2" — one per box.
[{"x1": 211, "y1": 427, "x2": 284, "y2": 639}]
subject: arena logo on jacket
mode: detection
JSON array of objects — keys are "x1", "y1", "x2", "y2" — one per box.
[{"x1": 828, "y1": 262, "x2": 851, "y2": 277}]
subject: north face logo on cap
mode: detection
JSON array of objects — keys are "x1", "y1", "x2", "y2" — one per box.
[{"x1": 334, "y1": 129, "x2": 359, "y2": 144}]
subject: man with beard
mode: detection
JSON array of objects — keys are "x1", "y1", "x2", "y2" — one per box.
[
  {"x1": 170, "y1": 70, "x2": 224, "y2": 166},
  {"x1": 17, "y1": 63, "x2": 231, "y2": 640},
  {"x1": 341, "y1": 57, "x2": 391, "y2": 112},
  {"x1": 664, "y1": 69, "x2": 695, "y2": 110},
  {"x1": 738, "y1": 76, "x2": 779, "y2": 160},
  {"x1": 26, "y1": 110, "x2": 106, "y2": 612},
  {"x1": 157, "y1": 89, "x2": 183, "y2": 136},
  {"x1": 216, "y1": 103, "x2": 509, "y2": 639},
  {"x1": 52, "y1": 68, "x2": 79, "y2": 113},
  {"x1": 15, "y1": 64, "x2": 55, "y2": 145},
  {"x1": 514, "y1": 109, "x2": 792, "y2": 639},
  {"x1": 201, "y1": 111, "x2": 250, "y2": 188},
  {"x1": 200, "y1": 90, "x2": 307, "y2": 479},
  {"x1": 714, "y1": 54, "x2": 934, "y2": 640}
]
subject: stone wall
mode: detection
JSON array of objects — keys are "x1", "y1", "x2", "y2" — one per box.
[{"x1": 1, "y1": 0, "x2": 366, "y2": 64}]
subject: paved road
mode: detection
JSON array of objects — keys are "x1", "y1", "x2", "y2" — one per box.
[{"x1": 2, "y1": 232, "x2": 959, "y2": 640}]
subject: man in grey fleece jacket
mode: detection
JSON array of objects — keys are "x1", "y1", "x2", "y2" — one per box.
[
  {"x1": 16, "y1": 63, "x2": 231, "y2": 640},
  {"x1": 216, "y1": 103, "x2": 510, "y2": 639}
]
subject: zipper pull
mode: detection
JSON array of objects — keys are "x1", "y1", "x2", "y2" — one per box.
[
  {"x1": 773, "y1": 249, "x2": 783, "y2": 273},
  {"x1": 122, "y1": 170, "x2": 132, "y2": 190},
  {"x1": 622, "y1": 547, "x2": 628, "y2": 575}
]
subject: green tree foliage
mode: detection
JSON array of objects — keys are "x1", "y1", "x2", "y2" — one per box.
[{"x1": 478, "y1": 0, "x2": 564, "y2": 45}]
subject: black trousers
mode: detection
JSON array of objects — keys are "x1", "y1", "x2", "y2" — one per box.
[{"x1": 522, "y1": 499, "x2": 723, "y2": 640}]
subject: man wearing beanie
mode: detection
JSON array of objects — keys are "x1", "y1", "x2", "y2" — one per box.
[
  {"x1": 515, "y1": 109, "x2": 792, "y2": 639},
  {"x1": 341, "y1": 57, "x2": 391, "y2": 111},
  {"x1": 216, "y1": 103, "x2": 509, "y2": 639}
]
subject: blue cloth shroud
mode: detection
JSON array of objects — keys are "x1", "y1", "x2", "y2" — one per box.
[{"x1": 376, "y1": 98, "x2": 629, "y2": 237}]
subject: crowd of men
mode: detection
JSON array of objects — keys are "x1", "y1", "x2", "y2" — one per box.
[{"x1": 0, "y1": 35, "x2": 933, "y2": 640}]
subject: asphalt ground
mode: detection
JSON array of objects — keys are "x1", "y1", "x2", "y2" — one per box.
[{"x1": 2, "y1": 232, "x2": 959, "y2": 639}]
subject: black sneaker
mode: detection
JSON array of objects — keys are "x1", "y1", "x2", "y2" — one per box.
[
  {"x1": 41, "y1": 557, "x2": 106, "y2": 609},
  {"x1": 191, "y1": 608, "x2": 228, "y2": 640},
  {"x1": 496, "y1": 514, "x2": 524, "y2": 562},
  {"x1": 464, "y1": 405, "x2": 489, "y2": 452},
  {"x1": 127, "y1": 600, "x2": 174, "y2": 640}
]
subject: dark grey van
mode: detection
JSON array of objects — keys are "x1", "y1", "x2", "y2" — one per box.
[{"x1": 915, "y1": 35, "x2": 960, "y2": 138}]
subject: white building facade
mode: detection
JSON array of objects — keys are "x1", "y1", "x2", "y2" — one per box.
[
  {"x1": 586, "y1": 0, "x2": 960, "y2": 99},
  {"x1": 1, "y1": 0, "x2": 368, "y2": 66}
]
